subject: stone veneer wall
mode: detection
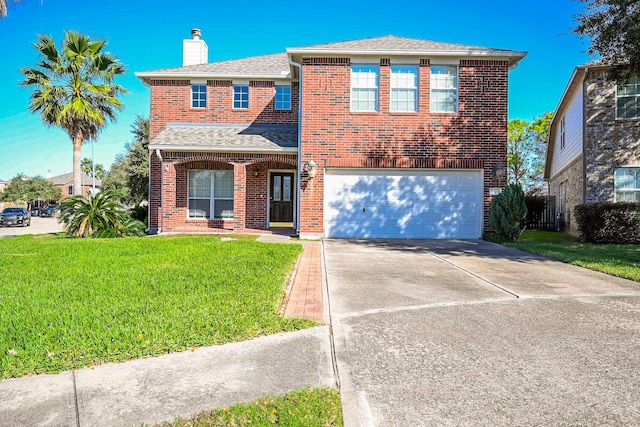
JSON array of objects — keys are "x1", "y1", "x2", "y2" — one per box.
[
  {"x1": 548, "y1": 156, "x2": 584, "y2": 235},
  {"x1": 584, "y1": 69, "x2": 640, "y2": 203}
]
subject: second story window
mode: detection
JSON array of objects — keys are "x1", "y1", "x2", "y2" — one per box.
[
  {"x1": 616, "y1": 74, "x2": 640, "y2": 119},
  {"x1": 191, "y1": 85, "x2": 207, "y2": 108},
  {"x1": 351, "y1": 65, "x2": 378, "y2": 112},
  {"x1": 391, "y1": 65, "x2": 418, "y2": 112},
  {"x1": 275, "y1": 85, "x2": 291, "y2": 110},
  {"x1": 430, "y1": 65, "x2": 458, "y2": 113},
  {"x1": 233, "y1": 85, "x2": 249, "y2": 109},
  {"x1": 560, "y1": 116, "x2": 566, "y2": 150}
]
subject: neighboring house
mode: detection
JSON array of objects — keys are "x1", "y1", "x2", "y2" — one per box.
[
  {"x1": 47, "y1": 172, "x2": 102, "y2": 199},
  {"x1": 136, "y1": 30, "x2": 526, "y2": 239},
  {"x1": 545, "y1": 63, "x2": 640, "y2": 235}
]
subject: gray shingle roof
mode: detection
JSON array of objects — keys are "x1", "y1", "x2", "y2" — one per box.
[
  {"x1": 136, "y1": 53, "x2": 291, "y2": 80},
  {"x1": 47, "y1": 172, "x2": 102, "y2": 186},
  {"x1": 149, "y1": 124, "x2": 298, "y2": 152},
  {"x1": 288, "y1": 35, "x2": 508, "y2": 53}
]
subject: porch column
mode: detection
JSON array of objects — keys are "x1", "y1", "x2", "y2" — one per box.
[
  {"x1": 233, "y1": 163, "x2": 246, "y2": 231},
  {"x1": 148, "y1": 150, "x2": 163, "y2": 234}
]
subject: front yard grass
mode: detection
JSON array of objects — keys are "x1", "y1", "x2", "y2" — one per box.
[
  {"x1": 156, "y1": 387, "x2": 343, "y2": 427},
  {"x1": 505, "y1": 230, "x2": 640, "y2": 282},
  {"x1": 0, "y1": 235, "x2": 314, "y2": 379}
]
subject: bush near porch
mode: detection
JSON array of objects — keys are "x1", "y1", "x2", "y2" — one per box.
[
  {"x1": 574, "y1": 202, "x2": 640, "y2": 243},
  {"x1": 0, "y1": 235, "x2": 313, "y2": 379}
]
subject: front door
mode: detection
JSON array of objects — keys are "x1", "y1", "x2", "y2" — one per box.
[{"x1": 270, "y1": 172, "x2": 294, "y2": 225}]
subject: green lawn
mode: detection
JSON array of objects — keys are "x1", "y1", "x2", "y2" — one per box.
[
  {"x1": 505, "y1": 230, "x2": 640, "y2": 282},
  {"x1": 0, "y1": 235, "x2": 314, "y2": 379},
  {"x1": 155, "y1": 387, "x2": 343, "y2": 427}
]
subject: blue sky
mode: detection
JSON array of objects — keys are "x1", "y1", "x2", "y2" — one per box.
[{"x1": 0, "y1": 0, "x2": 591, "y2": 181}]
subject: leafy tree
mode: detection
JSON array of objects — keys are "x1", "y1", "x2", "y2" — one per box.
[
  {"x1": 573, "y1": 0, "x2": 640, "y2": 81},
  {"x1": 20, "y1": 31, "x2": 127, "y2": 196},
  {"x1": 81, "y1": 157, "x2": 106, "y2": 180},
  {"x1": 58, "y1": 190, "x2": 145, "y2": 238},
  {"x1": 489, "y1": 184, "x2": 528, "y2": 241},
  {"x1": 0, "y1": 175, "x2": 62, "y2": 207},
  {"x1": 507, "y1": 112, "x2": 552, "y2": 194},
  {"x1": 102, "y1": 116, "x2": 150, "y2": 205}
]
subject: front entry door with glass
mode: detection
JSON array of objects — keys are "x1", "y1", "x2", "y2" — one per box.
[{"x1": 270, "y1": 172, "x2": 294, "y2": 226}]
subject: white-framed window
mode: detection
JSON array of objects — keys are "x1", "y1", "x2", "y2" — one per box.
[
  {"x1": 616, "y1": 75, "x2": 640, "y2": 119},
  {"x1": 233, "y1": 85, "x2": 249, "y2": 109},
  {"x1": 67, "y1": 185, "x2": 73, "y2": 196},
  {"x1": 390, "y1": 65, "x2": 418, "y2": 112},
  {"x1": 615, "y1": 167, "x2": 640, "y2": 202},
  {"x1": 275, "y1": 85, "x2": 291, "y2": 110},
  {"x1": 560, "y1": 116, "x2": 566, "y2": 150},
  {"x1": 351, "y1": 65, "x2": 378, "y2": 112},
  {"x1": 188, "y1": 170, "x2": 234, "y2": 219},
  {"x1": 430, "y1": 65, "x2": 458, "y2": 113},
  {"x1": 191, "y1": 85, "x2": 207, "y2": 108}
]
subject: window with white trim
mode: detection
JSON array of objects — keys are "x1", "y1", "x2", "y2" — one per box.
[
  {"x1": 616, "y1": 75, "x2": 640, "y2": 119},
  {"x1": 559, "y1": 180, "x2": 568, "y2": 213},
  {"x1": 430, "y1": 65, "x2": 458, "y2": 113},
  {"x1": 390, "y1": 65, "x2": 418, "y2": 112},
  {"x1": 233, "y1": 85, "x2": 249, "y2": 109},
  {"x1": 351, "y1": 65, "x2": 378, "y2": 112},
  {"x1": 560, "y1": 116, "x2": 566, "y2": 150},
  {"x1": 275, "y1": 85, "x2": 291, "y2": 110},
  {"x1": 191, "y1": 85, "x2": 207, "y2": 108},
  {"x1": 188, "y1": 170, "x2": 234, "y2": 219},
  {"x1": 615, "y1": 167, "x2": 640, "y2": 202}
]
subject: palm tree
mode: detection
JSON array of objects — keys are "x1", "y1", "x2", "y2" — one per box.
[
  {"x1": 21, "y1": 31, "x2": 127, "y2": 196},
  {"x1": 58, "y1": 190, "x2": 145, "y2": 237}
]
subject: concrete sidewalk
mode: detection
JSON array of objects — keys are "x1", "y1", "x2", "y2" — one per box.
[{"x1": 0, "y1": 326, "x2": 334, "y2": 427}]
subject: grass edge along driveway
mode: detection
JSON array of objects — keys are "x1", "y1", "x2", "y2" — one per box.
[
  {"x1": 505, "y1": 230, "x2": 640, "y2": 282},
  {"x1": 0, "y1": 234, "x2": 315, "y2": 379}
]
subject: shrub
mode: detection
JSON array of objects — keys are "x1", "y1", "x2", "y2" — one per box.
[
  {"x1": 489, "y1": 184, "x2": 528, "y2": 241},
  {"x1": 59, "y1": 190, "x2": 145, "y2": 238},
  {"x1": 574, "y1": 202, "x2": 640, "y2": 243}
]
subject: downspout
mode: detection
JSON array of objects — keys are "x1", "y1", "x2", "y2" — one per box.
[
  {"x1": 156, "y1": 148, "x2": 163, "y2": 234},
  {"x1": 288, "y1": 57, "x2": 302, "y2": 235}
]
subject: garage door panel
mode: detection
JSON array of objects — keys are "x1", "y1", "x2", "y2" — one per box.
[{"x1": 324, "y1": 169, "x2": 483, "y2": 239}]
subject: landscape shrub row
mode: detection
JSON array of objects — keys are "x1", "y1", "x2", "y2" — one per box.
[{"x1": 574, "y1": 202, "x2": 640, "y2": 243}]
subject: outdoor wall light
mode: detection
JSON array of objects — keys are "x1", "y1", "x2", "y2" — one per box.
[
  {"x1": 492, "y1": 163, "x2": 506, "y2": 179},
  {"x1": 304, "y1": 160, "x2": 317, "y2": 178}
]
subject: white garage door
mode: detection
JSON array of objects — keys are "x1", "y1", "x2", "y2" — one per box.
[{"x1": 324, "y1": 169, "x2": 483, "y2": 239}]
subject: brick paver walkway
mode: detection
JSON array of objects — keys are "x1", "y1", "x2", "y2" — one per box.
[{"x1": 284, "y1": 242, "x2": 324, "y2": 323}]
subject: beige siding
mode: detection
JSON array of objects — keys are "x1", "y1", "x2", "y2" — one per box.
[{"x1": 550, "y1": 86, "x2": 583, "y2": 179}]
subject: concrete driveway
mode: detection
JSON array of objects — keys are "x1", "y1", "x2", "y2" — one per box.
[
  {"x1": 0, "y1": 216, "x2": 63, "y2": 238},
  {"x1": 325, "y1": 239, "x2": 640, "y2": 426}
]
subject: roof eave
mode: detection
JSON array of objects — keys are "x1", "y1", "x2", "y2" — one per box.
[
  {"x1": 148, "y1": 145, "x2": 299, "y2": 154},
  {"x1": 134, "y1": 71, "x2": 291, "y2": 83},
  {"x1": 287, "y1": 49, "x2": 526, "y2": 67}
]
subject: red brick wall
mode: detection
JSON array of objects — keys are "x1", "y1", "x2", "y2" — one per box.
[
  {"x1": 298, "y1": 57, "x2": 509, "y2": 235},
  {"x1": 149, "y1": 152, "x2": 296, "y2": 232},
  {"x1": 149, "y1": 80, "x2": 299, "y2": 139}
]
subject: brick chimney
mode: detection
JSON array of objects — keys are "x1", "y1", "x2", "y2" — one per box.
[{"x1": 183, "y1": 28, "x2": 208, "y2": 66}]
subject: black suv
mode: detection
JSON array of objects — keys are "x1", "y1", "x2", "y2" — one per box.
[{"x1": 0, "y1": 207, "x2": 31, "y2": 227}]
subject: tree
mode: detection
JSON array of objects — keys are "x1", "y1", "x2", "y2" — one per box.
[
  {"x1": 0, "y1": 175, "x2": 62, "y2": 207},
  {"x1": 20, "y1": 31, "x2": 127, "y2": 197},
  {"x1": 102, "y1": 116, "x2": 150, "y2": 205},
  {"x1": 489, "y1": 184, "x2": 528, "y2": 241},
  {"x1": 507, "y1": 112, "x2": 552, "y2": 195},
  {"x1": 81, "y1": 158, "x2": 106, "y2": 180},
  {"x1": 58, "y1": 190, "x2": 145, "y2": 238},
  {"x1": 573, "y1": 0, "x2": 640, "y2": 81}
]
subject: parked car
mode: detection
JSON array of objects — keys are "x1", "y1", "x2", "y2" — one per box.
[
  {"x1": 30, "y1": 207, "x2": 40, "y2": 217},
  {"x1": 40, "y1": 205, "x2": 58, "y2": 218},
  {"x1": 0, "y1": 207, "x2": 31, "y2": 227}
]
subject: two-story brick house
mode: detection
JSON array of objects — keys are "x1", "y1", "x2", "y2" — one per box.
[
  {"x1": 136, "y1": 31, "x2": 526, "y2": 239},
  {"x1": 545, "y1": 63, "x2": 640, "y2": 234}
]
